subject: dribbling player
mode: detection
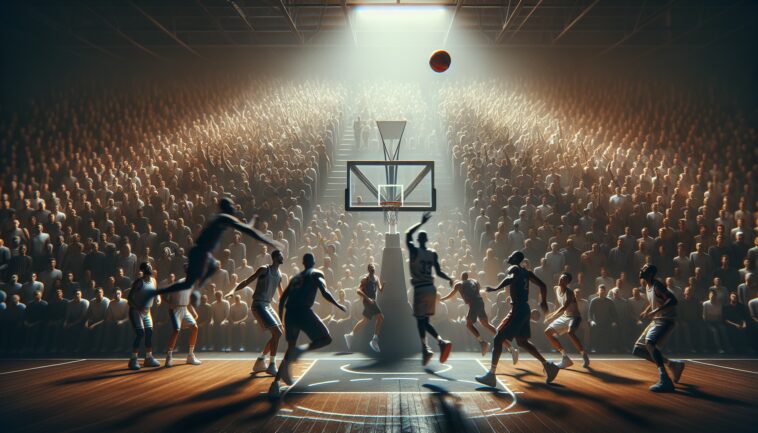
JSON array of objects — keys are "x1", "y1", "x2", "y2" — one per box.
[
  {"x1": 269, "y1": 253, "x2": 346, "y2": 397},
  {"x1": 227, "y1": 249, "x2": 284, "y2": 376},
  {"x1": 441, "y1": 272, "x2": 497, "y2": 355},
  {"x1": 406, "y1": 212, "x2": 454, "y2": 366},
  {"x1": 633, "y1": 264, "x2": 685, "y2": 392},
  {"x1": 544, "y1": 272, "x2": 590, "y2": 369},
  {"x1": 476, "y1": 251, "x2": 559, "y2": 387},
  {"x1": 344, "y1": 263, "x2": 384, "y2": 353},
  {"x1": 126, "y1": 263, "x2": 160, "y2": 370}
]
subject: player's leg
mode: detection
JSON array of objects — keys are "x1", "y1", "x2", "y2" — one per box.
[
  {"x1": 345, "y1": 316, "x2": 368, "y2": 351},
  {"x1": 128, "y1": 310, "x2": 145, "y2": 370},
  {"x1": 186, "y1": 320, "x2": 201, "y2": 365},
  {"x1": 567, "y1": 318, "x2": 590, "y2": 368},
  {"x1": 369, "y1": 313, "x2": 383, "y2": 352},
  {"x1": 165, "y1": 309, "x2": 181, "y2": 368},
  {"x1": 264, "y1": 326, "x2": 282, "y2": 375},
  {"x1": 546, "y1": 317, "x2": 574, "y2": 369},
  {"x1": 476, "y1": 325, "x2": 509, "y2": 387}
]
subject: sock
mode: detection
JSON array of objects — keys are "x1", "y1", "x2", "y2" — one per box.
[
  {"x1": 167, "y1": 350, "x2": 173, "y2": 358},
  {"x1": 580, "y1": 350, "x2": 586, "y2": 355},
  {"x1": 269, "y1": 355, "x2": 276, "y2": 363},
  {"x1": 559, "y1": 349, "x2": 567, "y2": 357},
  {"x1": 258, "y1": 355, "x2": 265, "y2": 360},
  {"x1": 490, "y1": 364, "x2": 497, "y2": 373},
  {"x1": 477, "y1": 336, "x2": 484, "y2": 343},
  {"x1": 189, "y1": 346, "x2": 195, "y2": 356},
  {"x1": 146, "y1": 351, "x2": 153, "y2": 358},
  {"x1": 130, "y1": 352, "x2": 138, "y2": 360},
  {"x1": 372, "y1": 334, "x2": 378, "y2": 340}
]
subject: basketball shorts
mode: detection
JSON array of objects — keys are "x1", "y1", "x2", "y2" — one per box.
[
  {"x1": 169, "y1": 306, "x2": 196, "y2": 330},
  {"x1": 496, "y1": 304, "x2": 531, "y2": 340},
  {"x1": 547, "y1": 315, "x2": 582, "y2": 335},
  {"x1": 129, "y1": 308, "x2": 152, "y2": 330},
  {"x1": 466, "y1": 298, "x2": 488, "y2": 322},
  {"x1": 635, "y1": 318, "x2": 675, "y2": 349},
  {"x1": 413, "y1": 284, "x2": 437, "y2": 318},
  {"x1": 252, "y1": 301, "x2": 281, "y2": 329},
  {"x1": 284, "y1": 308, "x2": 330, "y2": 343},
  {"x1": 362, "y1": 299, "x2": 382, "y2": 319}
]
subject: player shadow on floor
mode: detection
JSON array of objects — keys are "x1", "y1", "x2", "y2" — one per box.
[
  {"x1": 572, "y1": 367, "x2": 645, "y2": 385},
  {"x1": 676, "y1": 383, "x2": 752, "y2": 407},
  {"x1": 53, "y1": 364, "x2": 170, "y2": 385},
  {"x1": 163, "y1": 393, "x2": 282, "y2": 433}
]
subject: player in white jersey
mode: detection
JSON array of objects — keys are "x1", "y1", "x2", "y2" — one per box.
[
  {"x1": 441, "y1": 272, "x2": 498, "y2": 355},
  {"x1": 344, "y1": 263, "x2": 384, "y2": 353},
  {"x1": 227, "y1": 249, "x2": 284, "y2": 376},
  {"x1": 406, "y1": 212, "x2": 455, "y2": 366},
  {"x1": 544, "y1": 272, "x2": 590, "y2": 369},
  {"x1": 633, "y1": 264, "x2": 685, "y2": 392},
  {"x1": 164, "y1": 274, "x2": 201, "y2": 368},
  {"x1": 126, "y1": 262, "x2": 161, "y2": 370}
]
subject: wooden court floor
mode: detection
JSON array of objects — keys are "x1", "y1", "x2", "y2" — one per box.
[{"x1": 0, "y1": 354, "x2": 755, "y2": 433}]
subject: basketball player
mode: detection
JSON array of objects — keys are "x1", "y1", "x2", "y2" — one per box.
[
  {"x1": 227, "y1": 249, "x2": 284, "y2": 376},
  {"x1": 269, "y1": 253, "x2": 346, "y2": 397},
  {"x1": 126, "y1": 263, "x2": 160, "y2": 370},
  {"x1": 476, "y1": 251, "x2": 559, "y2": 387},
  {"x1": 149, "y1": 198, "x2": 280, "y2": 302},
  {"x1": 344, "y1": 263, "x2": 384, "y2": 353},
  {"x1": 633, "y1": 264, "x2": 685, "y2": 392},
  {"x1": 544, "y1": 272, "x2": 590, "y2": 369},
  {"x1": 406, "y1": 212, "x2": 454, "y2": 366},
  {"x1": 164, "y1": 278, "x2": 201, "y2": 368},
  {"x1": 441, "y1": 272, "x2": 498, "y2": 355}
]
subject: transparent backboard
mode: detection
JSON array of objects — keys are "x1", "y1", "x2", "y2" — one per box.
[{"x1": 345, "y1": 161, "x2": 435, "y2": 212}]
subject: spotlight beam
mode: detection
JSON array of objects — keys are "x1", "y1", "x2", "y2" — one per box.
[
  {"x1": 443, "y1": 0, "x2": 463, "y2": 47},
  {"x1": 495, "y1": 0, "x2": 522, "y2": 44},
  {"x1": 343, "y1": 0, "x2": 357, "y2": 46}
]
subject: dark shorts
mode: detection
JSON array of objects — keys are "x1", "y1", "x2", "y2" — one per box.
[
  {"x1": 252, "y1": 302, "x2": 281, "y2": 329},
  {"x1": 635, "y1": 318, "x2": 675, "y2": 349},
  {"x1": 413, "y1": 285, "x2": 437, "y2": 318},
  {"x1": 496, "y1": 305, "x2": 531, "y2": 341},
  {"x1": 284, "y1": 308, "x2": 330, "y2": 343},
  {"x1": 187, "y1": 247, "x2": 219, "y2": 282},
  {"x1": 362, "y1": 299, "x2": 382, "y2": 319},
  {"x1": 466, "y1": 298, "x2": 488, "y2": 322}
]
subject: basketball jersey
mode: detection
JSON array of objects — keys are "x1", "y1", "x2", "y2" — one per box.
[
  {"x1": 129, "y1": 278, "x2": 157, "y2": 311},
  {"x1": 253, "y1": 266, "x2": 282, "y2": 303},
  {"x1": 646, "y1": 280, "x2": 676, "y2": 320},
  {"x1": 362, "y1": 275, "x2": 379, "y2": 300},
  {"x1": 508, "y1": 265, "x2": 530, "y2": 305},
  {"x1": 410, "y1": 248, "x2": 436, "y2": 287},
  {"x1": 166, "y1": 279, "x2": 192, "y2": 307},
  {"x1": 460, "y1": 279, "x2": 481, "y2": 304},
  {"x1": 286, "y1": 268, "x2": 319, "y2": 310},
  {"x1": 556, "y1": 286, "x2": 579, "y2": 317}
]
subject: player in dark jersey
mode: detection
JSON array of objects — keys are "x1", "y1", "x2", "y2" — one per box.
[
  {"x1": 126, "y1": 262, "x2": 160, "y2": 370},
  {"x1": 227, "y1": 249, "x2": 284, "y2": 376},
  {"x1": 269, "y1": 253, "x2": 346, "y2": 397},
  {"x1": 406, "y1": 212, "x2": 455, "y2": 366},
  {"x1": 148, "y1": 198, "x2": 280, "y2": 303},
  {"x1": 633, "y1": 264, "x2": 685, "y2": 392},
  {"x1": 441, "y1": 272, "x2": 498, "y2": 355},
  {"x1": 344, "y1": 263, "x2": 384, "y2": 353},
  {"x1": 476, "y1": 251, "x2": 560, "y2": 387}
]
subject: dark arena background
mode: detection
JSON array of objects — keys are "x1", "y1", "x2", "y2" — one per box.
[{"x1": 1, "y1": 1, "x2": 757, "y2": 433}]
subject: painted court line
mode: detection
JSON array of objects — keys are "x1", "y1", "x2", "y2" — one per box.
[
  {"x1": 686, "y1": 359, "x2": 758, "y2": 375},
  {"x1": 0, "y1": 359, "x2": 87, "y2": 375}
]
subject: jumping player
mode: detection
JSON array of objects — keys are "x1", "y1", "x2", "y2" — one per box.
[
  {"x1": 476, "y1": 251, "x2": 560, "y2": 387},
  {"x1": 269, "y1": 253, "x2": 346, "y2": 397},
  {"x1": 406, "y1": 212, "x2": 454, "y2": 366},
  {"x1": 164, "y1": 278, "x2": 201, "y2": 368},
  {"x1": 544, "y1": 272, "x2": 590, "y2": 369},
  {"x1": 150, "y1": 198, "x2": 280, "y2": 301},
  {"x1": 633, "y1": 264, "x2": 685, "y2": 392},
  {"x1": 227, "y1": 249, "x2": 284, "y2": 376},
  {"x1": 126, "y1": 262, "x2": 160, "y2": 370},
  {"x1": 441, "y1": 272, "x2": 497, "y2": 355},
  {"x1": 344, "y1": 263, "x2": 384, "y2": 353}
]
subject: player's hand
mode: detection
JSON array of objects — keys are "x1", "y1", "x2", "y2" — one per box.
[
  {"x1": 448, "y1": 279, "x2": 454, "y2": 287},
  {"x1": 225, "y1": 291, "x2": 234, "y2": 299},
  {"x1": 540, "y1": 302, "x2": 549, "y2": 314},
  {"x1": 421, "y1": 211, "x2": 432, "y2": 224},
  {"x1": 590, "y1": 320, "x2": 597, "y2": 327},
  {"x1": 485, "y1": 286, "x2": 497, "y2": 292}
]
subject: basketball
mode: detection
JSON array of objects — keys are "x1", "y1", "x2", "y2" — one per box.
[{"x1": 429, "y1": 50, "x2": 451, "y2": 73}]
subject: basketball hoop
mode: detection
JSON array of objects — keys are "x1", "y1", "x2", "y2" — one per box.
[{"x1": 381, "y1": 201, "x2": 402, "y2": 234}]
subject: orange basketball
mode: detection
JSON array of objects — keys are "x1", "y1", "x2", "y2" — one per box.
[{"x1": 429, "y1": 50, "x2": 451, "y2": 73}]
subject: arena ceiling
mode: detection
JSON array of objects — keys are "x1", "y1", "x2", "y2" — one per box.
[{"x1": 1, "y1": 0, "x2": 756, "y2": 58}]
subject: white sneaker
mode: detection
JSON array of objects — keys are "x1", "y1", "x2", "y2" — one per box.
[
  {"x1": 511, "y1": 347, "x2": 519, "y2": 365},
  {"x1": 369, "y1": 337, "x2": 381, "y2": 353},
  {"x1": 143, "y1": 356, "x2": 160, "y2": 368},
  {"x1": 266, "y1": 362, "x2": 278, "y2": 376},
  {"x1": 128, "y1": 358, "x2": 141, "y2": 370},
  {"x1": 164, "y1": 355, "x2": 173, "y2": 368},
  {"x1": 480, "y1": 340, "x2": 490, "y2": 356},
  {"x1": 186, "y1": 354, "x2": 202, "y2": 366},
  {"x1": 269, "y1": 381, "x2": 281, "y2": 398},
  {"x1": 582, "y1": 352, "x2": 590, "y2": 368},
  {"x1": 475, "y1": 371, "x2": 498, "y2": 388},
  {"x1": 252, "y1": 357, "x2": 268, "y2": 373},
  {"x1": 557, "y1": 355, "x2": 574, "y2": 369},
  {"x1": 344, "y1": 333, "x2": 353, "y2": 351}
]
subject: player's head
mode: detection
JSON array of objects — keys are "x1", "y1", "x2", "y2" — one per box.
[
  {"x1": 139, "y1": 262, "x2": 152, "y2": 277},
  {"x1": 367, "y1": 263, "x2": 375, "y2": 274},
  {"x1": 507, "y1": 251, "x2": 525, "y2": 266},
  {"x1": 559, "y1": 272, "x2": 572, "y2": 285},
  {"x1": 271, "y1": 249, "x2": 284, "y2": 265},
  {"x1": 218, "y1": 197, "x2": 235, "y2": 215},
  {"x1": 302, "y1": 253, "x2": 316, "y2": 269},
  {"x1": 461, "y1": 271, "x2": 469, "y2": 280},
  {"x1": 639, "y1": 264, "x2": 657, "y2": 282},
  {"x1": 417, "y1": 230, "x2": 428, "y2": 245}
]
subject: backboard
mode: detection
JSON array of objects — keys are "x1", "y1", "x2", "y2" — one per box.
[{"x1": 345, "y1": 160, "x2": 436, "y2": 212}]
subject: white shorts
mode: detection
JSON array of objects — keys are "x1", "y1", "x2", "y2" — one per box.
[
  {"x1": 547, "y1": 315, "x2": 582, "y2": 335},
  {"x1": 169, "y1": 306, "x2": 196, "y2": 330}
]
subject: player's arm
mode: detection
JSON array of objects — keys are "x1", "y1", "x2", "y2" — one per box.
[
  {"x1": 646, "y1": 283, "x2": 677, "y2": 317},
  {"x1": 316, "y1": 273, "x2": 346, "y2": 312},
  {"x1": 405, "y1": 212, "x2": 432, "y2": 251},
  {"x1": 188, "y1": 303, "x2": 199, "y2": 320},
  {"x1": 225, "y1": 214, "x2": 281, "y2": 249},
  {"x1": 356, "y1": 277, "x2": 369, "y2": 300},
  {"x1": 227, "y1": 266, "x2": 264, "y2": 298},
  {"x1": 528, "y1": 271, "x2": 549, "y2": 312},
  {"x1": 441, "y1": 282, "x2": 461, "y2": 302},
  {"x1": 433, "y1": 253, "x2": 454, "y2": 287},
  {"x1": 486, "y1": 274, "x2": 515, "y2": 292},
  {"x1": 278, "y1": 280, "x2": 292, "y2": 318}
]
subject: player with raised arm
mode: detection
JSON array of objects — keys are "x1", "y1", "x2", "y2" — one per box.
[
  {"x1": 269, "y1": 253, "x2": 346, "y2": 397},
  {"x1": 544, "y1": 272, "x2": 590, "y2": 369},
  {"x1": 406, "y1": 212, "x2": 455, "y2": 366},
  {"x1": 476, "y1": 251, "x2": 560, "y2": 387},
  {"x1": 148, "y1": 198, "x2": 280, "y2": 302},
  {"x1": 126, "y1": 262, "x2": 161, "y2": 370},
  {"x1": 441, "y1": 271, "x2": 498, "y2": 356},
  {"x1": 633, "y1": 264, "x2": 685, "y2": 392},
  {"x1": 226, "y1": 249, "x2": 284, "y2": 376},
  {"x1": 344, "y1": 263, "x2": 384, "y2": 353}
]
